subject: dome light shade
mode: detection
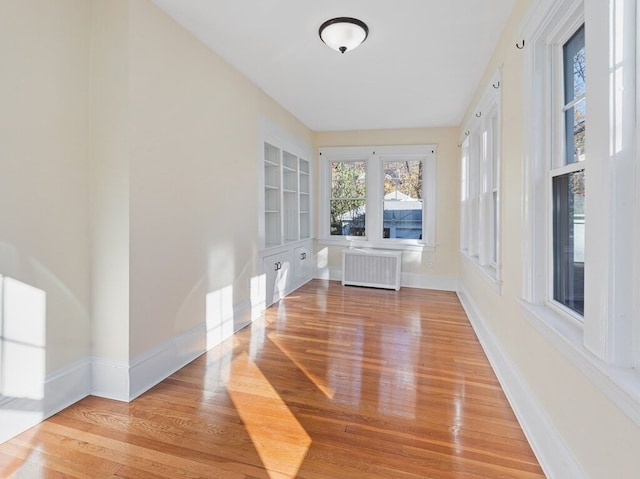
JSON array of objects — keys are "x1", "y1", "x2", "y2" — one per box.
[{"x1": 319, "y1": 17, "x2": 369, "y2": 54}]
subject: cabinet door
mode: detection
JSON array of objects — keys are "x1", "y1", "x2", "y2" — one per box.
[
  {"x1": 293, "y1": 245, "x2": 313, "y2": 284},
  {"x1": 264, "y1": 251, "x2": 290, "y2": 307}
]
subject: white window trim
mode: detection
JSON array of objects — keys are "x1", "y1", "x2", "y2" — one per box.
[
  {"x1": 459, "y1": 70, "x2": 503, "y2": 293},
  {"x1": 318, "y1": 145, "x2": 436, "y2": 252},
  {"x1": 521, "y1": 0, "x2": 640, "y2": 424}
]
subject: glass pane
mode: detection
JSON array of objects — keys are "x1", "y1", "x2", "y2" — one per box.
[
  {"x1": 330, "y1": 161, "x2": 366, "y2": 236},
  {"x1": 563, "y1": 25, "x2": 585, "y2": 102},
  {"x1": 565, "y1": 98, "x2": 586, "y2": 164},
  {"x1": 382, "y1": 160, "x2": 423, "y2": 239},
  {"x1": 563, "y1": 25, "x2": 586, "y2": 165},
  {"x1": 330, "y1": 199, "x2": 365, "y2": 236},
  {"x1": 553, "y1": 170, "x2": 585, "y2": 316},
  {"x1": 492, "y1": 190, "x2": 498, "y2": 263}
]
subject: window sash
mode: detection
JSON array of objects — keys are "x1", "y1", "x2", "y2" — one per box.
[{"x1": 552, "y1": 169, "x2": 585, "y2": 317}]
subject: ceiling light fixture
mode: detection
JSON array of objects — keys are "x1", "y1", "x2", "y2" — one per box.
[{"x1": 319, "y1": 17, "x2": 369, "y2": 54}]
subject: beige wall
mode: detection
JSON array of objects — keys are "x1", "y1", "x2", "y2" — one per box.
[
  {"x1": 314, "y1": 128, "x2": 460, "y2": 284},
  {"x1": 459, "y1": 1, "x2": 640, "y2": 477},
  {"x1": 0, "y1": 0, "x2": 92, "y2": 373},
  {"x1": 126, "y1": 0, "x2": 312, "y2": 358},
  {"x1": 90, "y1": 0, "x2": 130, "y2": 363},
  {"x1": 1, "y1": 0, "x2": 313, "y2": 378}
]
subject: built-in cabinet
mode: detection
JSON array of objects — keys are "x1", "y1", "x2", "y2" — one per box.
[{"x1": 259, "y1": 119, "x2": 314, "y2": 307}]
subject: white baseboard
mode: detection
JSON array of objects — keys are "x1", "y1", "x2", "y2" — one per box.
[
  {"x1": 44, "y1": 358, "x2": 92, "y2": 415},
  {"x1": 315, "y1": 268, "x2": 459, "y2": 291},
  {"x1": 128, "y1": 323, "x2": 206, "y2": 400},
  {"x1": 93, "y1": 301, "x2": 254, "y2": 402},
  {"x1": 1, "y1": 358, "x2": 91, "y2": 444},
  {"x1": 92, "y1": 324, "x2": 206, "y2": 402},
  {"x1": 91, "y1": 356, "x2": 131, "y2": 402},
  {"x1": 457, "y1": 288, "x2": 585, "y2": 479},
  {"x1": 401, "y1": 272, "x2": 459, "y2": 291}
]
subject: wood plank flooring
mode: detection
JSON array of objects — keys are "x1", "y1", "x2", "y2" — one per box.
[{"x1": 0, "y1": 280, "x2": 546, "y2": 478}]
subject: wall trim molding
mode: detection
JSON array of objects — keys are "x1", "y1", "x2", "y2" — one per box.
[
  {"x1": 45, "y1": 357, "x2": 92, "y2": 414},
  {"x1": 92, "y1": 323, "x2": 206, "y2": 402},
  {"x1": 401, "y1": 272, "x2": 459, "y2": 291},
  {"x1": 91, "y1": 356, "x2": 130, "y2": 402},
  {"x1": 315, "y1": 268, "x2": 458, "y2": 292},
  {"x1": 128, "y1": 323, "x2": 206, "y2": 401},
  {"x1": 1, "y1": 357, "x2": 91, "y2": 444},
  {"x1": 93, "y1": 301, "x2": 254, "y2": 403},
  {"x1": 457, "y1": 288, "x2": 586, "y2": 479}
]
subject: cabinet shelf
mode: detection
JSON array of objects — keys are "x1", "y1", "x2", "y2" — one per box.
[{"x1": 262, "y1": 137, "x2": 312, "y2": 251}]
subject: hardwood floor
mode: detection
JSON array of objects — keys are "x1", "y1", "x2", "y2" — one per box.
[{"x1": 0, "y1": 280, "x2": 545, "y2": 478}]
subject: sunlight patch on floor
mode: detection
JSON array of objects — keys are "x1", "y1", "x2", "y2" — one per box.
[
  {"x1": 268, "y1": 332, "x2": 336, "y2": 399},
  {"x1": 225, "y1": 352, "x2": 311, "y2": 479}
]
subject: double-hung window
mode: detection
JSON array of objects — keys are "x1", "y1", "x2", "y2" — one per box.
[
  {"x1": 552, "y1": 24, "x2": 586, "y2": 317},
  {"x1": 319, "y1": 145, "x2": 436, "y2": 251},
  {"x1": 522, "y1": 0, "x2": 639, "y2": 418},
  {"x1": 460, "y1": 71, "x2": 502, "y2": 287}
]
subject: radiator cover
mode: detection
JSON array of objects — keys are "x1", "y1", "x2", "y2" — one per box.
[{"x1": 342, "y1": 248, "x2": 402, "y2": 290}]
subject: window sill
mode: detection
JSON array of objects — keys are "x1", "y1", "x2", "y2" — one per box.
[
  {"x1": 460, "y1": 251, "x2": 502, "y2": 294},
  {"x1": 519, "y1": 299, "x2": 640, "y2": 427},
  {"x1": 317, "y1": 237, "x2": 435, "y2": 253}
]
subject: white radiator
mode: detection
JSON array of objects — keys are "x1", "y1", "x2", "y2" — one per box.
[{"x1": 342, "y1": 248, "x2": 402, "y2": 290}]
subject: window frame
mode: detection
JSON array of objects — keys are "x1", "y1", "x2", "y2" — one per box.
[{"x1": 318, "y1": 145, "x2": 436, "y2": 252}]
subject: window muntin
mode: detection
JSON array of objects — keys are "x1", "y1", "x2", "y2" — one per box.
[
  {"x1": 382, "y1": 160, "x2": 423, "y2": 240},
  {"x1": 330, "y1": 161, "x2": 366, "y2": 237},
  {"x1": 551, "y1": 23, "x2": 586, "y2": 317}
]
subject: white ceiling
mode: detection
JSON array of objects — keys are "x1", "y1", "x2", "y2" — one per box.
[{"x1": 150, "y1": 0, "x2": 516, "y2": 132}]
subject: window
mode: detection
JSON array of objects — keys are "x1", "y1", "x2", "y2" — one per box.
[
  {"x1": 382, "y1": 160, "x2": 423, "y2": 239},
  {"x1": 330, "y1": 161, "x2": 366, "y2": 237},
  {"x1": 319, "y1": 145, "x2": 436, "y2": 251},
  {"x1": 552, "y1": 24, "x2": 586, "y2": 317},
  {"x1": 522, "y1": 0, "x2": 639, "y2": 419},
  {"x1": 460, "y1": 71, "x2": 502, "y2": 287}
]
